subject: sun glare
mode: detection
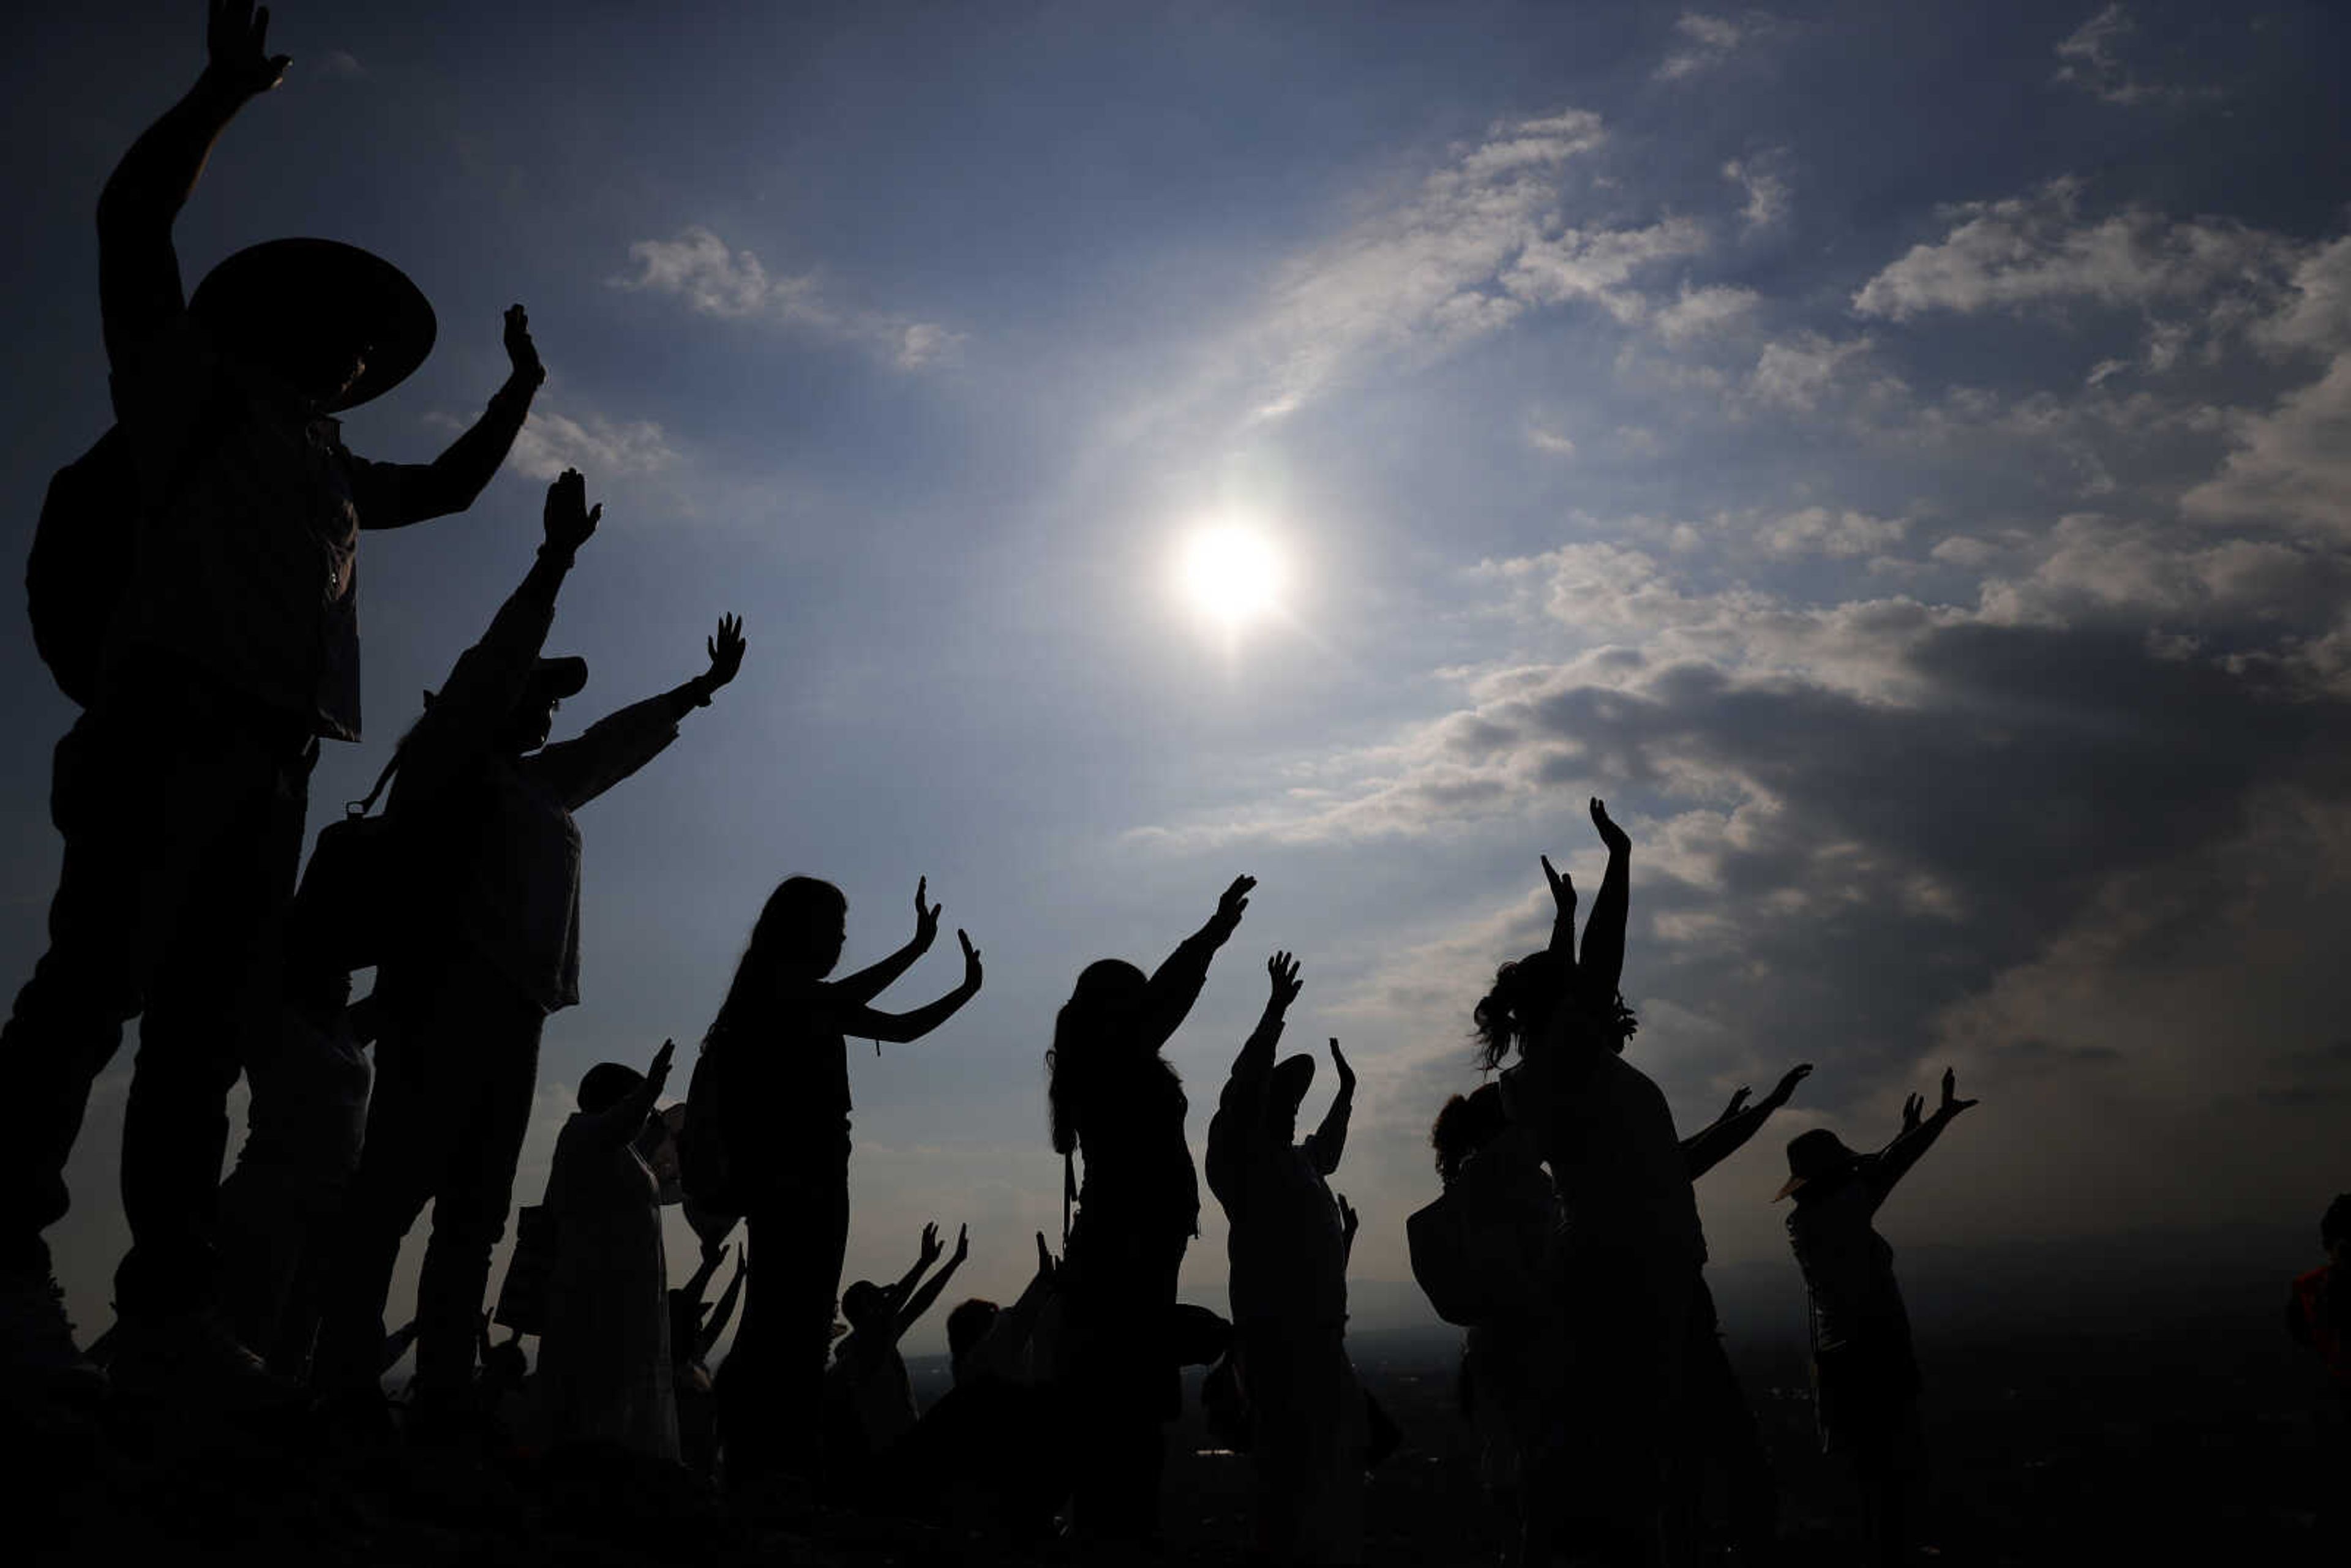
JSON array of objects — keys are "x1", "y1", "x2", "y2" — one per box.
[{"x1": 1179, "y1": 523, "x2": 1288, "y2": 628}]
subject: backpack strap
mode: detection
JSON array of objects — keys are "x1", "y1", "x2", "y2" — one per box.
[{"x1": 345, "y1": 749, "x2": 401, "y2": 820}]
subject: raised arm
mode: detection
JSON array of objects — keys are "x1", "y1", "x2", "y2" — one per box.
[
  {"x1": 1867, "y1": 1067, "x2": 1977, "y2": 1204},
  {"x1": 1206, "y1": 953, "x2": 1299, "y2": 1209},
  {"x1": 1307, "y1": 1037, "x2": 1356, "y2": 1175},
  {"x1": 1682, "y1": 1062, "x2": 1810, "y2": 1181},
  {"x1": 97, "y1": 2, "x2": 289, "y2": 375},
  {"x1": 832, "y1": 929, "x2": 981, "y2": 1044},
  {"x1": 395, "y1": 471, "x2": 598, "y2": 805},
  {"x1": 831, "y1": 878, "x2": 941, "y2": 1005},
  {"x1": 580, "y1": 1041, "x2": 675, "y2": 1149},
  {"x1": 345, "y1": 306, "x2": 544, "y2": 528},
  {"x1": 527, "y1": 614, "x2": 747, "y2": 811},
  {"x1": 890, "y1": 1225, "x2": 970, "y2": 1346},
  {"x1": 1542, "y1": 853, "x2": 1580, "y2": 980},
  {"x1": 1138, "y1": 876, "x2": 1255, "y2": 1052},
  {"x1": 1579, "y1": 798, "x2": 1632, "y2": 1008}
]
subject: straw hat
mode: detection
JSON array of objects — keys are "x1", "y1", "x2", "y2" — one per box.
[{"x1": 189, "y1": 238, "x2": 435, "y2": 411}]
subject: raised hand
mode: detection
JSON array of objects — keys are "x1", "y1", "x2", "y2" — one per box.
[
  {"x1": 503, "y1": 304, "x2": 546, "y2": 388},
  {"x1": 208, "y1": 0, "x2": 291, "y2": 97},
  {"x1": 1213, "y1": 874, "x2": 1258, "y2": 935},
  {"x1": 1938, "y1": 1067, "x2": 1979, "y2": 1119},
  {"x1": 703, "y1": 613, "x2": 747, "y2": 689},
  {"x1": 1329, "y1": 1037, "x2": 1355, "y2": 1095},
  {"x1": 918, "y1": 1222, "x2": 942, "y2": 1268},
  {"x1": 1542, "y1": 853, "x2": 1577, "y2": 919},
  {"x1": 1902, "y1": 1093, "x2": 1924, "y2": 1134},
  {"x1": 1266, "y1": 950, "x2": 1303, "y2": 1015},
  {"x1": 645, "y1": 1038, "x2": 677, "y2": 1097},
  {"x1": 912, "y1": 876, "x2": 941, "y2": 950},
  {"x1": 1720, "y1": 1086, "x2": 1753, "y2": 1122},
  {"x1": 1765, "y1": 1062, "x2": 1813, "y2": 1109},
  {"x1": 958, "y1": 928, "x2": 983, "y2": 991},
  {"x1": 542, "y1": 468, "x2": 601, "y2": 555},
  {"x1": 951, "y1": 1223, "x2": 970, "y2": 1267},
  {"x1": 1589, "y1": 797, "x2": 1631, "y2": 856}
]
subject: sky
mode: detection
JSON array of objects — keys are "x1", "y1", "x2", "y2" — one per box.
[{"x1": 2, "y1": 1, "x2": 2346, "y2": 1359}]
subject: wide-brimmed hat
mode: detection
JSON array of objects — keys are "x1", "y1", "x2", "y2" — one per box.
[
  {"x1": 189, "y1": 238, "x2": 435, "y2": 411},
  {"x1": 526, "y1": 656, "x2": 589, "y2": 700},
  {"x1": 1774, "y1": 1128, "x2": 1861, "y2": 1201}
]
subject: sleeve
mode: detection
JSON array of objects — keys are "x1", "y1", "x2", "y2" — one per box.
[
  {"x1": 519, "y1": 690, "x2": 689, "y2": 811},
  {"x1": 395, "y1": 549, "x2": 572, "y2": 806},
  {"x1": 1205, "y1": 1015, "x2": 1282, "y2": 1211},
  {"x1": 343, "y1": 455, "x2": 440, "y2": 532},
  {"x1": 1139, "y1": 931, "x2": 1219, "y2": 1054}
]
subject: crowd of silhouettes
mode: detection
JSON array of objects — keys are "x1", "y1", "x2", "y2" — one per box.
[{"x1": 3, "y1": 8, "x2": 2344, "y2": 1568}]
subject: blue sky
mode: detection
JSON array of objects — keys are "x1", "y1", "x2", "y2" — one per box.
[{"x1": 3, "y1": 1, "x2": 2347, "y2": 1352}]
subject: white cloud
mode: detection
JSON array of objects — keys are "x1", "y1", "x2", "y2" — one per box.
[
  {"x1": 1851, "y1": 178, "x2": 2285, "y2": 323},
  {"x1": 2179, "y1": 353, "x2": 2351, "y2": 536},
  {"x1": 1722, "y1": 155, "x2": 1790, "y2": 232},
  {"x1": 317, "y1": 49, "x2": 367, "y2": 80},
  {"x1": 1656, "y1": 13, "x2": 1747, "y2": 82},
  {"x1": 1654, "y1": 282, "x2": 1761, "y2": 345},
  {"x1": 2051, "y1": 4, "x2": 2205, "y2": 107},
  {"x1": 1746, "y1": 330, "x2": 1873, "y2": 410},
  {"x1": 1757, "y1": 507, "x2": 1907, "y2": 560},
  {"x1": 615, "y1": 226, "x2": 962, "y2": 370},
  {"x1": 504, "y1": 409, "x2": 678, "y2": 482}
]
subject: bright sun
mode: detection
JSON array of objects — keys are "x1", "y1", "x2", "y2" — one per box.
[{"x1": 1179, "y1": 523, "x2": 1288, "y2": 628}]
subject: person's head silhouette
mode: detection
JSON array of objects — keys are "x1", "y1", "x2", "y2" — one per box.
[
  {"x1": 1268, "y1": 1053, "x2": 1316, "y2": 1141},
  {"x1": 190, "y1": 237, "x2": 437, "y2": 411},
  {"x1": 1430, "y1": 1082, "x2": 1510, "y2": 1184},
  {"x1": 839, "y1": 1280, "x2": 893, "y2": 1338},
  {"x1": 578, "y1": 1061, "x2": 646, "y2": 1116}
]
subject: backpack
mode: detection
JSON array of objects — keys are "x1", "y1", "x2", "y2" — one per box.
[
  {"x1": 285, "y1": 752, "x2": 407, "y2": 977},
  {"x1": 28, "y1": 427, "x2": 138, "y2": 708},
  {"x1": 1407, "y1": 1184, "x2": 1542, "y2": 1328},
  {"x1": 676, "y1": 1044, "x2": 743, "y2": 1218}
]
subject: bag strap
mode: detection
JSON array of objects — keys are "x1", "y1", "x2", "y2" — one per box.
[{"x1": 345, "y1": 749, "x2": 401, "y2": 820}]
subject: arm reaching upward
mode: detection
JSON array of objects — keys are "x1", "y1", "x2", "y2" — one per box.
[
  {"x1": 1683, "y1": 1062, "x2": 1810, "y2": 1180},
  {"x1": 581, "y1": 1041, "x2": 674, "y2": 1148},
  {"x1": 1308, "y1": 1038, "x2": 1356, "y2": 1176},
  {"x1": 1542, "y1": 853, "x2": 1580, "y2": 983},
  {"x1": 1138, "y1": 876, "x2": 1255, "y2": 1052},
  {"x1": 98, "y1": 1, "x2": 290, "y2": 375},
  {"x1": 346, "y1": 305, "x2": 544, "y2": 527},
  {"x1": 1867, "y1": 1067, "x2": 1977, "y2": 1204},
  {"x1": 528, "y1": 614, "x2": 746, "y2": 811},
  {"x1": 1206, "y1": 953, "x2": 1299, "y2": 1210},
  {"x1": 831, "y1": 877, "x2": 941, "y2": 1005},
  {"x1": 831, "y1": 929, "x2": 981, "y2": 1044},
  {"x1": 889, "y1": 1225, "x2": 970, "y2": 1346},
  {"x1": 1580, "y1": 798, "x2": 1632, "y2": 1009}
]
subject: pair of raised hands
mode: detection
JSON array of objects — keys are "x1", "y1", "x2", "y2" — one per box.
[
  {"x1": 1902, "y1": 1068, "x2": 1981, "y2": 1131},
  {"x1": 1262, "y1": 950, "x2": 1355, "y2": 1091},
  {"x1": 907, "y1": 877, "x2": 984, "y2": 989},
  {"x1": 1539, "y1": 797, "x2": 1630, "y2": 917},
  {"x1": 541, "y1": 470, "x2": 748, "y2": 691},
  {"x1": 916, "y1": 1220, "x2": 972, "y2": 1270}
]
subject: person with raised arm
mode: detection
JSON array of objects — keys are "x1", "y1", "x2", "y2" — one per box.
[
  {"x1": 700, "y1": 876, "x2": 981, "y2": 1484},
  {"x1": 312, "y1": 470, "x2": 747, "y2": 1424},
  {"x1": 534, "y1": 1040, "x2": 680, "y2": 1458},
  {"x1": 1046, "y1": 874, "x2": 1255, "y2": 1545},
  {"x1": 1779, "y1": 1068, "x2": 1979, "y2": 1568},
  {"x1": 1, "y1": 0, "x2": 548, "y2": 1401},
  {"x1": 1484, "y1": 799, "x2": 1701, "y2": 1567},
  {"x1": 1207, "y1": 953, "x2": 1368, "y2": 1565},
  {"x1": 823, "y1": 1221, "x2": 970, "y2": 1483}
]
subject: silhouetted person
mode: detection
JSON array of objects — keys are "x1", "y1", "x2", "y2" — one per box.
[
  {"x1": 1779, "y1": 1069, "x2": 1978, "y2": 1568},
  {"x1": 1207, "y1": 953, "x2": 1366, "y2": 1566},
  {"x1": 313, "y1": 471, "x2": 746, "y2": 1419},
  {"x1": 825, "y1": 1222, "x2": 969, "y2": 1474},
  {"x1": 1490, "y1": 800, "x2": 1699, "y2": 1567},
  {"x1": 1046, "y1": 874, "x2": 1254, "y2": 1544},
  {"x1": 2287, "y1": 1193, "x2": 2350, "y2": 1528},
  {"x1": 534, "y1": 1042, "x2": 680, "y2": 1459},
  {"x1": 0, "y1": 1, "x2": 548, "y2": 1403},
  {"x1": 1426, "y1": 1083, "x2": 1562, "y2": 1567},
  {"x1": 700, "y1": 876, "x2": 981, "y2": 1484},
  {"x1": 1671, "y1": 1063, "x2": 1810, "y2": 1566}
]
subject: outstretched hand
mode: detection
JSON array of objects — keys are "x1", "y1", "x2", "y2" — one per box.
[
  {"x1": 958, "y1": 928, "x2": 983, "y2": 991},
  {"x1": 1901, "y1": 1093, "x2": 1924, "y2": 1135},
  {"x1": 645, "y1": 1038, "x2": 676, "y2": 1098},
  {"x1": 1720, "y1": 1086, "x2": 1753, "y2": 1122},
  {"x1": 950, "y1": 1223, "x2": 970, "y2": 1267},
  {"x1": 1589, "y1": 797, "x2": 1631, "y2": 856},
  {"x1": 1938, "y1": 1067, "x2": 1979, "y2": 1120},
  {"x1": 1266, "y1": 950, "x2": 1303, "y2": 1016},
  {"x1": 542, "y1": 468, "x2": 601, "y2": 555},
  {"x1": 703, "y1": 613, "x2": 747, "y2": 689},
  {"x1": 918, "y1": 1222, "x2": 942, "y2": 1268},
  {"x1": 1329, "y1": 1037, "x2": 1355, "y2": 1095},
  {"x1": 1766, "y1": 1062, "x2": 1813, "y2": 1109},
  {"x1": 503, "y1": 304, "x2": 546, "y2": 387},
  {"x1": 912, "y1": 876, "x2": 941, "y2": 950},
  {"x1": 208, "y1": 0, "x2": 290, "y2": 97},
  {"x1": 1213, "y1": 875, "x2": 1257, "y2": 935}
]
